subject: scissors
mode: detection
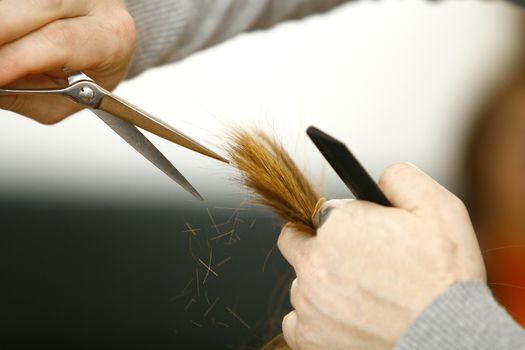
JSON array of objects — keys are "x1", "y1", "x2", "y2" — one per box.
[
  {"x1": 0, "y1": 71, "x2": 229, "y2": 200},
  {"x1": 307, "y1": 126, "x2": 391, "y2": 207}
]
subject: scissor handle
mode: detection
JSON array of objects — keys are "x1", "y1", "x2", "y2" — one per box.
[
  {"x1": 0, "y1": 80, "x2": 104, "y2": 108},
  {"x1": 0, "y1": 71, "x2": 229, "y2": 164}
]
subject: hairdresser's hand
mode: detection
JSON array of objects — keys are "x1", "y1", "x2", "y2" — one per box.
[
  {"x1": 278, "y1": 163, "x2": 486, "y2": 349},
  {"x1": 0, "y1": 0, "x2": 136, "y2": 124}
]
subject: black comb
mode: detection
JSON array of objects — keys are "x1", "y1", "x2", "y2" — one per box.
[{"x1": 307, "y1": 126, "x2": 391, "y2": 206}]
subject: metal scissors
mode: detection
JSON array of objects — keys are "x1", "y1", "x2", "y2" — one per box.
[{"x1": 0, "y1": 71, "x2": 228, "y2": 200}]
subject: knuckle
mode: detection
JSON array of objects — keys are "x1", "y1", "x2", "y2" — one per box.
[
  {"x1": 379, "y1": 162, "x2": 415, "y2": 187},
  {"x1": 433, "y1": 190, "x2": 468, "y2": 217},
  {"x1": 106, "y1": 9, "x2": 137, "y2": 58},
  {"x1": 447, "y1": 194, "x2": 468, "y2": 215},
  {"x1": 41, "y1": 21, "x2": 76, "y2": 48}
]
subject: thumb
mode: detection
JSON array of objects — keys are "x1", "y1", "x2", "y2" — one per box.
[{"x1": 378, "y1": 162, "x2": 453, "y2": 214}]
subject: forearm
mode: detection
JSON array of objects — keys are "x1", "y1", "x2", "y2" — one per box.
[
  {"x1": 396, "y1": 281, "x2": 525, "y2": 350},
  {"x1": 123, "y1": 0, "x2": 349, "y2": 78}
]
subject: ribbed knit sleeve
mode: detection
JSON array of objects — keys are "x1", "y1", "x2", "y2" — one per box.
[
  {"x1": 123, "y1": 0, "x2": 349, "y2": 78},
  {"x1": 396, "y1": 281, "x2": 525, "y2": 350}
]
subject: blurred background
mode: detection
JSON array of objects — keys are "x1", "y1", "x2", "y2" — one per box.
[{"x1": 2, "y1": 0, "x2": 525, "y2": 348}]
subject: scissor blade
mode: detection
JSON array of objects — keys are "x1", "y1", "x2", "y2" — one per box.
[
  {"x1": 306, "y1": 126, "x2": 391, "y2": 207},
  {"x1": 97, "y1": 93, "x2": 229, "y2": 164},
  {"x1": 93, "y1": 110, "x2": 204, "y2": 200}
]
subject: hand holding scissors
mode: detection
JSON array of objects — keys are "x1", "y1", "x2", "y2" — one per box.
[
  {"x1": 0, "y1": 71, "x2": 228, "y2": 200},
  {"x1": 0, "y1": 0, "x2": 135, "y2": 124}
]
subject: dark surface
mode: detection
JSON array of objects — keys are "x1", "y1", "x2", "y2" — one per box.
[
  {"x1": 0, "y1": 199, "x2": 291, "y2": 349},
  {"x1": 307, "y1": 126, "x2": 391, "y2": 207}
]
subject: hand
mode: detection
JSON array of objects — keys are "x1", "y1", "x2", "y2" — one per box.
[
  {"x1": 0, "y1": 0, "x2": 136, "y2": 124},
  {"x1": 278, "y1": 163, "x2": 486, "y2": 349}
]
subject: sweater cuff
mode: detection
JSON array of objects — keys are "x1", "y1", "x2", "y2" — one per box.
[
  {"x1": 124, "y1": 0, "x2": 190, "y2": 78},
  {"x1": 395, "y1": 281, "x2": 525, "y2": 350}
]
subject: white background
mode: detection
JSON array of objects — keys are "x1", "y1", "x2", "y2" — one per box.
[{"x1": 0, "y1": 0, "x2": 524, "y2": 205}]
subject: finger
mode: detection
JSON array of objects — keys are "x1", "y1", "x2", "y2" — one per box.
[
  {"x1": 277, "y1": 223, "x2": 311, "y2": 268},
  {"x1": 0, "y1": 94, "x2": 80, "y2": 124},
  {"x1": 0, "y1": 74, "x2": 80, "y2": 124},
  {"x1": 378, "y1": 162, "x2": 451, "y2": 213},
  {"x1": 0, "y1": 0, "x2": 92, "y2": 46},
  {"x1": 290, "y1": 278, "x2": 299, "y2": 310},
  {"x1": 1, "y1": 71, "x2": 68, "y2": 90},
  {"x1": 0, "y1": 16, "x2": 122, "y2": 87},
  {"x1": 282, "y1": 311, "x2": 298, "y2": 349}
]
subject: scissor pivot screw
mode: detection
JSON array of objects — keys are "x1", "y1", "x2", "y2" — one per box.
[{"x1": 78, "y1": 86, "x2": 95, "y2": 103}]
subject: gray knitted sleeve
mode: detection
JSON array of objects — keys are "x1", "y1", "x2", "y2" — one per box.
[
  {"x1": 396, "y1": 281, "x2": 525, "y2": 349},
  {"x1": 123, "y1": 0, "x2": 349, "y2": 78}
]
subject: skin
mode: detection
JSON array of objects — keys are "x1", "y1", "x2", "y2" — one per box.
[
  {"x1": 0, "y1": 0, "x2": 136, "y2": 124},
  {"x1": 278, "y1": 163, "x2": 486, "y2": 349}
]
